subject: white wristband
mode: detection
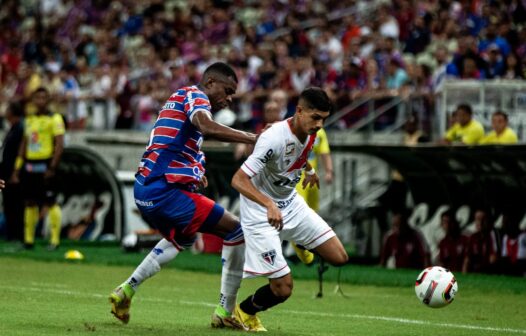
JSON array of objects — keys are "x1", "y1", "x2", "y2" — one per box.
[{"x1": 305, "y1": 167, "x2": 315, "y2": 176}]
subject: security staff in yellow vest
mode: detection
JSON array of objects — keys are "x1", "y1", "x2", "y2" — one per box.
[
  {"x1": 293, "y1": 128, "x2": 333, "y2": 264},
  {"x1": 479, "y1": 111, "x2": 518, "y2": 144},
  {"x1": 296, "y1": 128, "x2": 333, "y2": 212},
  {"x1": 443, "y1": 104, "x2": 484, "y2": 145},
  {"x1": 11, "y1": 87, "x2": 65, "y2": 250}
]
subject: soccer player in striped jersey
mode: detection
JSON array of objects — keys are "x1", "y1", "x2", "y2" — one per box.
[{"x1": 109, "y1": 62, "x2": 255, "y2": 329}]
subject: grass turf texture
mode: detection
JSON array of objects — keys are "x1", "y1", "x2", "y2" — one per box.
[{"x1": 1, "y1": 241, "x2": 525, "y2": 335}]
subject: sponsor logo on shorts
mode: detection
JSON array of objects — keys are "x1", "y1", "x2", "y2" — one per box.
[
  {"x1": 261, "y1": 249, "x2": 277, "y2": 265},
  {"x1": 135, "y1": 199, "x2": 154, "y2": 207},
  {"x1": 276, "y1": 193, "x2": 297, "y2": 209}
]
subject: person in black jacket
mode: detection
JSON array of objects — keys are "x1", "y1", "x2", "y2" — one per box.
[{"x1": 0, "y1": 102, "x2": 24, "y2": 241}]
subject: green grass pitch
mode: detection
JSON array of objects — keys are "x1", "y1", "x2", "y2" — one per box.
[{"x1": 0, "y1": 243, "x2": 525, "y2": 335}]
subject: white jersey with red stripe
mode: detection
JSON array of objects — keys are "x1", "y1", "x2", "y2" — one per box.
[
  {"x1": 240, "y1": 119, "x2": 316, "y2": 202},
  {"x1": 239, "y1": 119, "x2": 336, "y2": 279}
]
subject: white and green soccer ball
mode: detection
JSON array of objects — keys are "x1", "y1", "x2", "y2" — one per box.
[{"x1": 415, "y1": 266, "x2": 458, "y2": 308}]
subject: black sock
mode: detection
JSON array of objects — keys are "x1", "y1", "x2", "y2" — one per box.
[{"x1": 239, "y1": 284, "x2": 287, "y2": 315}]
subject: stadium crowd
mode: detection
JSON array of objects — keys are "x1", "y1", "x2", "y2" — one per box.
[
  {"x1": 1, "y1": 0, "x2": 525, "y2": 132},
  {"x1": 379, "y1": 207, "x2": 526, "y2": 277},
  {"x1": 1, "y1": 0, "x2": 526, "y2": 278}
]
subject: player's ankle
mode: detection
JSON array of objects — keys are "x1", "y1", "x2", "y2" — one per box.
[{"x1": 214, "y1": 305, "x2": 231, "y2": 317}]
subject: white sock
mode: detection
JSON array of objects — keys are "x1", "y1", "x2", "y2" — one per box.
[
  {"x1": 219, "y1": 240, "x2": 245, "y2": 314},
  {"x1": 126, "y1": 238, "x2": 179, "y2": 290}
]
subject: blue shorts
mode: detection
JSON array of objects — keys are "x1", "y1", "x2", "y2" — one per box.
[{"x1": 134, "y1": 181, "x2": 225, "y2": 250}]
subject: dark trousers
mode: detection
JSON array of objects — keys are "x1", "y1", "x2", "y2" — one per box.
[{"x1": 3, "y1": 183, "x2": 24, "y2": 241}]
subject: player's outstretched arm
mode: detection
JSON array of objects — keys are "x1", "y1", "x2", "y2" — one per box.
[
  {"x1": 231, "y1": 169, "x2": 283, "y2": 230},
  {"x1": 192, "y1": 111, "x2": 256, "y2": 144}
]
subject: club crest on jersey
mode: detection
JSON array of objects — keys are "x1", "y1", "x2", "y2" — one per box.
[
  {"x1": 285, "y1": 143, "x2": 295, "y2": 156},
  {"x1": 261, "y1": 249, "x2": 277, "y2": 265}
]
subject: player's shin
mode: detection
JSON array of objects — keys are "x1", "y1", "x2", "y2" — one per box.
[
  {"x1": 240, "y1": 284, "x2": 288, "y2": 315},
  {"x1": 48, "y1": 204, "x2": 61, "y2": 247},
  {"x1": 125, "y1": 238, "x2": 179, "y2": 290},
  {"x1": 24, "y1": 206, "x2": 39, "y2": 246},
  {"x1": 218, "y1": 225, "x2": 245, "y2": 315}
]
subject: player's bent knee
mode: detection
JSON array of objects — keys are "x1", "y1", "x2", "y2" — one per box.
[
  {"x1": 270, "y1": 278, "x2": 293, "y2": 300},
  {"x1": 327, "y1": 250, "x2": 349, "y2": 267}
]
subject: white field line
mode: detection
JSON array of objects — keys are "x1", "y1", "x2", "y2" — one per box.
[{"x1": 1, "y1": 285, "x2": 525, "y2": 334}]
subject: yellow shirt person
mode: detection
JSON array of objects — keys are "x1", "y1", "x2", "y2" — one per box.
[
  {"x1": 479, "y1": 127, "x2": 518, "y2": 144},
  {"x1": 12, "y1": 87, "x2": 65, "y2": 251},
  {"x1": 443, "y1": 104, "x2": 484, "y2": 145},
  {"x1": 25, "y1": 113, "x2": 66, "y2": 160},
  {"x1": 445, "y1": 119, "x2": 484, "y2": 145},
  {"x1": 296, "y1": 128, "x2": 332, "y2": 212},
  {"x1": 479, "y1": 111, "x2": 518, "y2": 145}
]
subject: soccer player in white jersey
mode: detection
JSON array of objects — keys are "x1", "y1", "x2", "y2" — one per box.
[{"x1": 231, "y1": 87, "x2": 349, "y2": 331}]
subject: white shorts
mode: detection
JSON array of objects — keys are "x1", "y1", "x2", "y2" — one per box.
[{"x1": 240, "y1": 192, "x2": 335, "y2": 279}]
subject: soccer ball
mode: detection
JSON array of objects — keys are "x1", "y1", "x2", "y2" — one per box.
[{"x1": 415, "y1": 266, "x2": 458, "y2": 308}]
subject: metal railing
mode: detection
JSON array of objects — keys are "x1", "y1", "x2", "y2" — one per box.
[
  {"x1": 437, "y1": 80, "x2": 526, "y2": 140},
  {"x1": 325, "y1": 94, "x2": 429, "y2": 140}
]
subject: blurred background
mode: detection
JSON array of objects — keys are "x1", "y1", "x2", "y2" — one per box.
[{"x1": 0, "y1": 0, "x2": 525, "y2": 277}]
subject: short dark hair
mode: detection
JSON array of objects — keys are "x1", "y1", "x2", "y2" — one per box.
[
  {"x1": 7, "y1": 101, "x2": 24, "y2": 118},
  {"x1": 298, "y1": 87, "x2": 332, "y2": 113},
  {"x1": 202, "y1": 62, "x2": 238, "y2": 83},
  {"x1": 33, "y1": 87, "x2": 49, "y2": 96},
  {"x1": 456, "y1": 103, "x2": 472, "y2": 115},
  {"x1": 493, "y1": 110, "x2": 508, "y2": 121}
]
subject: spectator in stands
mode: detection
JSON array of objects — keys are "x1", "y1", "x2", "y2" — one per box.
[
  {"x1": 479, "y1": 111, "x2": 518, "y2": 144},
  {"x1": 463, "y1": 208, "x2": 499, "y2": 274},
  {"x1": 479, "y1": 23, "x2": 511, "y2": 57},
  {"x1": 1, "y1": 0, "x2": 525, "y2": 136},
  {"x1": 442, "y1": 104, "x2": 484, "y2": 145},
  {"x1": 403, "y1": 115, "x2": 429, "y2": 145},
  {"x1": 461, "y1": 57, "x2": 485, "y2": 79},
  {"x1": 438, "y1": 210, "x2": 469, "y2": 272},
  {"x1": 431, "y1": 45, "x2": 451, "y2": 92},
  {"x1": 503, "y1": 53, "x2": 524, "y2": 79},
  {"x1": 90, "y1": 65, "x2": 114, "y2": 130},
  {"x1": 500, "y1": 210, "x2": 526, "y2": 276},
  {"x1": 269, "y1": 89, "x2": 290, "y2": 120},
  {"x1": 484, "y1": 44, "x2": 505, "y2": 79},
  {"x1": 385, "y1": 58, "x2": 409, "y2": 92},
  {"x1": 0, "y1": 102, "x2": 25, "y2": 242},
  {"x1": 380, "y1": 209, "x2": 430, "y2": 269},
  {"x1": 404, "y1": 14, "x2": 431, "y2": 55},
  {"x1": 60, "y1": 64, "x2": 84, "y2": 130},
  {"x1": 234, "y1": 100, "x2": 281, "y2": 162}
]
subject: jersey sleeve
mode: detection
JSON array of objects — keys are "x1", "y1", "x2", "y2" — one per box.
[
  {"x1": 241, "y1": 128, "x2": 279, "y2": 178},
  {"x1": 51, "y1": 114, "x2": 66, "y2": 136},
  {"x1": 185, "y1": 90, "x2": 212, "y2": 122},
  {"x1": 316, "y1": 128, "x2": 330, "y2": 155}
]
